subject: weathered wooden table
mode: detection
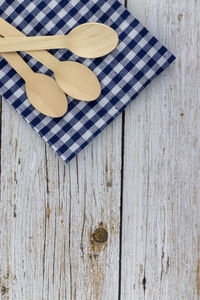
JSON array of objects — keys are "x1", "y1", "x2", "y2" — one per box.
[{"x1": 0, "y1": 0, "x2": 199, "y2": 299}]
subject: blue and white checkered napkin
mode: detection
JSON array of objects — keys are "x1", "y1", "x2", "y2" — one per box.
[{"x1": 0, "y1": 0, "x2": 175, "y2": 163}]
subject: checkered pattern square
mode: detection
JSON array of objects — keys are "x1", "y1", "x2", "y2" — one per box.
[{"x1": 0, "y1": 0, "x2": 175, "y2": 163}]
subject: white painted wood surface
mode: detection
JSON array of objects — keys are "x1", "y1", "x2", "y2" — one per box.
[{"x1": 0, "y1": 0, "x2": 199, "y2": 299}]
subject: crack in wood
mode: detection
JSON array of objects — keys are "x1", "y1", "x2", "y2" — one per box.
[
  {"x1": 143, "y1": 136, "x2": 150, "y2": 300},
  {"x1": 118, "y1": 110, "x2": 125, "y2": 300},
  {"x1": 0, "y1": 96, "x2": 2, "y2": 184},
  {"x1": 45, "y1": 146, "x2": 50, "y2": 195},
  {"x1": 68, "y1": 167, "x2": 73, "y2": 300},
  {"x1": 80, "y1": 164, "x2": 87, "y2": 259},
  {"x1": 42, "y1": 145, "x2": 48, "y2": 299},
  {"x1": 52, "y1": 209, "x2": 57, "y2": 284},
  {"x1": 142, "y1": 275, "x2": 146, "y2": 292}
]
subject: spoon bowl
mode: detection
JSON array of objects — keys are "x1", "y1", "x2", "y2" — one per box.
[
  {"x1": 26, "y1": 73, "x2": 68, "y2": 117},
  {"x1": 1, "y1": 50, "x2": 68, "y2": 117},
  {"x1": 67, "y1": 23, "x2": 119, "y2": 58},
  {"x1": 54, "y1": 61, "x2": 101, "y2": 101}
]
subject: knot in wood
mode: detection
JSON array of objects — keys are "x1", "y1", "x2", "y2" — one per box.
[
  {"x1": 1, "y1": 286, "x2": 9, "y2": 296},
  {"x1": 93, "y1": 227, "x2": 108, "y2": 243}
]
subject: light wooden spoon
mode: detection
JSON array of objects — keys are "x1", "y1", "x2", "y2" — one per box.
[
  {"x1": 1, "y1": 51, "x2": 68, "y2": 118},
  {"x1": 0, "y1": 23, "x2": 119, "y2": 58},
  {"x1": 0, "y1": 18, "x2": 101, "y2": 101}
]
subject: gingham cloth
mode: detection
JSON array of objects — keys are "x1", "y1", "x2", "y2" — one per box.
[{"x1": 0, "y1": 0, "x2": 175, "y2": 163}]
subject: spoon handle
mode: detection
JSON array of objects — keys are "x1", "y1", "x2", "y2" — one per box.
[
  {"x1": 0, "y1": 35, "x2": 69, "y2": 52},
  {"x1": 0, "y1": 18, "x2": 59, "y2": 70},
  {"x1": 0, "y1": 51, "x2": 34, "y2": 81}
]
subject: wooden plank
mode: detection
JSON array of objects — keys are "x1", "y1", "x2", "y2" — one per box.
[
  {"x1": 0, "y1": 2, "x2": 125, "y2": 295},
  {"x1": 0, "y1": 97, "x2": 122, "y2": 300},
  {"x1": 121, "y1": 0, "x2": 200, "y2": 299},
  {"x1": 42, "y1": 118, "x2": 122, "y2": 300}
]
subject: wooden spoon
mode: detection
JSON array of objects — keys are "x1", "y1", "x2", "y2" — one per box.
[
  {"x1": 0, "y1": 18, "x2": 101, "y2": 101},
  {"x1": 1, "y1": 51, "x2": 68, "y2": 118},
  {"x1": 0, "y1": 23, "x2": 119, "y2": 58}
]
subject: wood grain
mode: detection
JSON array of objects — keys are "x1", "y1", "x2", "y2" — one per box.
[
  {"x1": 0, "y1": 99, "x2": 122, "y2": 300},
  {"x1": 121, "y1": 0, "x2": 200, "y2": 299},
  {"x1": 0, "y1": 0, "x2": 200, "y2": 299}
]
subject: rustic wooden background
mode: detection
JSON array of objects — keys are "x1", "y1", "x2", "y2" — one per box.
[{"x1": 0, "y1": 0, "x2": 200, "y2": 299}]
